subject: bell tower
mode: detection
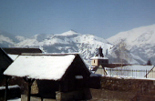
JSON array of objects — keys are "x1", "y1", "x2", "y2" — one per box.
[
  {"x1": 91, "y1": 47, "x2": 109, "y2": 67},
  {"x1": 90, "y1": 47, "x2": 109, "y2": 75}
]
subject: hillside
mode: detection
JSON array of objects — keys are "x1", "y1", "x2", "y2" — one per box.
[{"x1": 107, "y1": 24, "x2": 155, "y2": 64}]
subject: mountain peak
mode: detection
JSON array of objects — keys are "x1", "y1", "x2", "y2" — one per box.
[
  {"x1": 107, "y1": 24, "x2": 155, "y2": 64},
  {"x1": 60, "y1": 30, "x2": 79, "y2": 36}
]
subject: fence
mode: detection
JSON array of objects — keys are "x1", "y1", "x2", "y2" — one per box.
[{"x1": 105, "y1": 69, "x2": 155, "y2": 78}]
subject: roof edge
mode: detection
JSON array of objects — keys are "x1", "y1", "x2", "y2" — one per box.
[{"x1": 21, "y1": 53, "x2": 80, "y2": 56}]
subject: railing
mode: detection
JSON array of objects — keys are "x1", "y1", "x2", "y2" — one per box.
[{"x1": 105, "y1": 69, "x2": 155, "y2": 78}]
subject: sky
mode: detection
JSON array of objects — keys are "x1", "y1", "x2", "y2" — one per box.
[{"x1": 0, "y1": 0, "x2": 155, "y2": 39}]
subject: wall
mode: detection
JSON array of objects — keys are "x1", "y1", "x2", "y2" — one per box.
[
  {"x1": 21, "y1": 88, "x2": 91, "y2": 101},
  {"x1": 90, "y1": 77, "x2": 155, "y2": 101},
  {"x1": 91, "y1": 59, "x2": 98, "y2": 66}
]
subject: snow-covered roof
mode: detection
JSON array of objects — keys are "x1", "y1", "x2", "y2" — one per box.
[
  {"x1": 105, "y1": 65, "x2": 154, "y2": 78},
  {"x1": 2, "y1": 48, "x2": 42, "y2": 54},
  {"x1": 90, "y1": 56, "x2": 108, "y2": 60},
  {"x1": 4, "y1": 54, "x2": 76, "y2": 80}
]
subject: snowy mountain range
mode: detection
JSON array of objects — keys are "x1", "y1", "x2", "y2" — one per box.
[
  {"x1": 108, "y1": 24, "x2": 155, "y2": 65},
  {"x1": 0, "y1": 31, "x2": 17, "y2": 47},
  {"x1": 0, "y1": 30, "x2": 113, "y2": 66},
  {"x1": 1, "y1": 24, "x2": 155, "y2": 66}
]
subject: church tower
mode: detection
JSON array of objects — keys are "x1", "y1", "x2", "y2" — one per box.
[
  {"x1": 91, "y1": 47, "x2": 109, "y2": 67},
  {"x1": 90, "y1": 47, "x2": 109, "y2": 75}
]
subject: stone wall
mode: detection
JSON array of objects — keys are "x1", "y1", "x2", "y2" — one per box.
[
  {"x1": 21, "y1": 88, "x2": 91, "y2": 101},
  {"x1": 90, "y1": 77, "x2": 155, "y2": 101},
  {"x1": 21, "y1": 94, "x2": 56, "y2": 101}
]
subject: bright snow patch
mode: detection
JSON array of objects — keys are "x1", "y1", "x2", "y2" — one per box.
[{"x1": 58, "y1": 30, "x2": 78, "y2": 36}]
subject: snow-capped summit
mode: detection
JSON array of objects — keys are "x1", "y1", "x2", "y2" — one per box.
[{"x1": 59, "y1": 30, "x2": 79, "y2": 36}]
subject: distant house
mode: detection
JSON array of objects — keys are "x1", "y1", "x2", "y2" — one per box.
[
  {"x1": 4, "y1": 53, "x2": 92, "y2": 101},
  {"x1": 90, "y1": 47, "x2": 126, "y2": 76},
  {"x1": 90, "y1": 56, "x2": 109, "y2": 75},
  {"x1": 90, "y1": 47, "x2": 109, "y2": 76}
]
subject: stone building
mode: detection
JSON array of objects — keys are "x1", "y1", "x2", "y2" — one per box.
[
  {"x1": 0, "y1": 48, "x2": 42, "y2": 100},
  {"x1": 4, "y1": 53, "x2": 93, "y2": 101}
]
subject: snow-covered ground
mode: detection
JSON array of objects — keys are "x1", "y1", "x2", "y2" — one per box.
[
  {"x1": 8, "y1": 98, "x2": 21, "y2": 101},
  {"x1": 0, "y1": 85, "x2": 19, "y2": 90}
]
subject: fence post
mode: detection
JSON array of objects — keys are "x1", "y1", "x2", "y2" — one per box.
[
  {"x1": 110, "y1": 69, "x2": 111, "y2": 77},
  {"x1": 4, "y1": 76, "x2": 11, "y2": 101},
  {"x1": 146, "y1": 70, "x2": 147, "y2": 78},
  {"x1": 23, "y1": 77, "x2": 35, "y2": 101}
]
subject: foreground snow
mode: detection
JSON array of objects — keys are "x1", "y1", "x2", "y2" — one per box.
[
  {"x1": 0, "y1": 85, "x2": 19, "y2": 90},
  {"x1": 8, "y1": 98, "x2": 21, "y2": 101}
]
